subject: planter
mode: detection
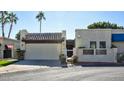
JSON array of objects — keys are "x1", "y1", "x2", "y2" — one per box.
[{"x1": 16, "y1": 49, "x2": 25, "y2": 60}]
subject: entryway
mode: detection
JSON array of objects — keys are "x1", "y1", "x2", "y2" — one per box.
[
  {"x1": 3, "y1": 50, "x2": 12, "y2": 58},
  {"x1": 3, "y1": 44, "x2": 13, "y2": 58}
]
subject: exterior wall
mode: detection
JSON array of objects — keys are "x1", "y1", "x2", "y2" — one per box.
[
  {"x1": 61, "y1": 30, "x2": 67, "y2": 56},
  {"x1": 74, "y1": 48, "x2": 117, "y2": 63},
  {"x1": 0, "y1": 38, "x2": 20, "y2": 59},
  {"x1": 20, "y1": 29, "x2": 28, "y2": 50},
  {"x1": 75, "y1": 29, "x2": 117, "y2": 63},
  {"x1": 25, "y1": 43, "x2": 62, "y2": 60},
  {"x1": 112, "y1": 29, "x2": 124, "y2": 34},
  {"x1": 112, "y1": 42, "x2": 124, "y2": 53},
  {"x1": 75, "y1": 29, "x2": 112, "y2": 48}
]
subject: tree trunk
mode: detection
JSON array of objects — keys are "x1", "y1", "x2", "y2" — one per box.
[
  {"x1": 40, "y1": 20, "x2": 41, "y2": 33},
  {"x1": 2, "y1": 23, "x2": 4, "y2": 37},
  {"x1": 8, "y1": 23, "x2": 13, "y2": 38},
  {"x1": 1, "y1": 12, "x2": 4, "y2": 37}
]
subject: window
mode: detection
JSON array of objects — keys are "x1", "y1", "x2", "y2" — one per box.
[
  {"x1": 100, "y1": 41, "x2": 106, "y2": 48},
  {"x1": 83, "y1": 49, "x2": 94, "y2": 55},
  {"x1": 90, "y1": 41, "x2": 96, "y2": 48},
  {"x1": 96, "y1": 49, "x2": 107, "y2": 55}
]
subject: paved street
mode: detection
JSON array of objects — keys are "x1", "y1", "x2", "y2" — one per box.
[{"x1": 1, "y1": 66, "x2": 124, "y2": 81}]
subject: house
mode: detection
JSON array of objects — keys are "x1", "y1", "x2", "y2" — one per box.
[
  {"x1": 20, "y1": 30, "x2": 66, "y2": 60},
  {"x1": 0, "y1": 37, "x2": 20, "y2": 59},
  {"x1": 74, "y1": 29, "x2": 124, "y2": 63}
]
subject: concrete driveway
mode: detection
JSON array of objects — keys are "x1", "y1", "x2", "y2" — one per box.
[
  {"x1": 0, "y1": 60, "x2": 61, "y2": 74},
  {"x1": 15, "y1": 60, "x2": 61, "y2": 67}
]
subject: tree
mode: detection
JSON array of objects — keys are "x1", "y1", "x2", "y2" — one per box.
[
  {"x1": 7, "y1": 12, "x2": 18, "y2": 38},
  {"x1": 0, "y1": 11, "x2": 9, "y2": 37},
  {"x1": 15, "y1": 31, "x2": 20, "y2": 40},
  {"x1": 36, "y1": 11, "x2": 46, "y2": 33},
  {"x1": 87, "y1": 21, "x2": 124, "y2": 29}
]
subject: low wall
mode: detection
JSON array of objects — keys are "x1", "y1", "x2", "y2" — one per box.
[{"x1": 73, "y1": 48, "x2": 117, "y2": 63}]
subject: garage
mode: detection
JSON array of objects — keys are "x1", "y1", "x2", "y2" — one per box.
[
  {"x1": 22, "y1": 31, "x2": 66, "y2": 60},
  {"x1": 25, "y1": 43, "x2": 61, "y2": 60}
]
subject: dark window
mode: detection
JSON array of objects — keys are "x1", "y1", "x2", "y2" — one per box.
[
  {"x1": 83, "y1": 49, "x2": 94, "y2": 55},
  {"x1": 90, "y1": 41, "x2": 96, "y2": 48},
  {"x1": 96, "y1": 49, "x2": 107, "y2": 55},
  {"x1": 100, "y1": 41, "x2": 106, "y2": 48}
]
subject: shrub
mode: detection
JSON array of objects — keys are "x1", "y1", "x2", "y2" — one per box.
[
  {"x1": 59, "y1": 54, "x2": 66, "y2": 64},
  {"x1": 16, "y1": 49, "x2": 25, "y2": 60},
  {"x1": 117, "y1": 53, "x2": 124, "y2": 63}
]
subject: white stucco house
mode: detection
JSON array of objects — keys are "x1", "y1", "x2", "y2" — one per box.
[
  {"x1": 74, "y1": 29, "x2": 124, "y2": 63},
  {"x1": 20, "y1": 30, "x2": 66, "y2": 60},
  {"x1": 0, "y1": 37, "x2": 20, "y2": 59}
]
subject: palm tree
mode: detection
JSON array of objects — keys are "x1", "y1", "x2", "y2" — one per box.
[
  {"x1": 7, "y1": 12, "x2": 18, "y2": 38},
  {"x1": 36, "y1": 11, "x2": 46, "y2": 33},
  {"x1": 0, "y1": 11, "x2": 9, "y2": 37}
]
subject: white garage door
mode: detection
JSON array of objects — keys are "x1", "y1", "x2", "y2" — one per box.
[{"x1": 25, "y1": 43, "x2": 61, "y2": 60}]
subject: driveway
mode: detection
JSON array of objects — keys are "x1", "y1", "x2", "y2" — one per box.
[
  {"x1": 0, "y1": 60, "x2": 61, "y2": 74},
  {"x1": 15, "y1": 60, "x2": 61, "y2": 67}
]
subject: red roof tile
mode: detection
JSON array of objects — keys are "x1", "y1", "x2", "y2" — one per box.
[{"x1": 23, "y1": 33, "x2": 64, "y2": 43}]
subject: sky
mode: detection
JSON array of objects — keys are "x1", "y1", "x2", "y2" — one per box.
[{"x1": 1, "y1": 11, "x2": 124, "y2": 39}]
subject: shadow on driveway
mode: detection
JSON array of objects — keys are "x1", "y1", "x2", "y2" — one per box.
[
  {"x1": 15, "y1": 60, "x2": 61, "y2": 67},
  {"x1": 76, "y1": 62, "x2": 124, "y2": 67}
]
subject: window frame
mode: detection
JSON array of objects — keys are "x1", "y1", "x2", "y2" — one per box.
[
  {"x1": 90, "y1": 41, "x2": 97, "y2": 48},
  {"x1": 99, "y1": 41, "x2": 106, "y2": 48}
]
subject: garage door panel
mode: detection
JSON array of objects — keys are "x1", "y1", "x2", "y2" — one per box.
[{"x1": 25, "y1": 44, "x2": 61, "y2": 60}]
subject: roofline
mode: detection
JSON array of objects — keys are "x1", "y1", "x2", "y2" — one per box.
[
  {"x1": 27, "y1": 32, "x2": 63, "y2": 34},
  {"x1": 0, "y1": 37, "x2": 19, "y2": 42},
  {"x1": 75, "y1": 29, "x2": 124, "y2": 32},
  {"x1": 23, "y1": 40, "x2": 63, "y2": 43}
]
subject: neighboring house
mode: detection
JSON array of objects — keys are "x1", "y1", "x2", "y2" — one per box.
[
  {"x1": 74, "y1": 29, "x2": 124, "y2": 63},
  {"x1": 0, "y1": 37, "x2": 20, "y2": 59},
  {"x1": 20, "y1": 30, "x2": 66, "y2": 60},
  {"x1": 112, "y1": 29, "x2": 124, "y2": 53}
]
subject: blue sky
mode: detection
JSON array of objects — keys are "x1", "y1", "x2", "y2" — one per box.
[{"x1": 1, "y1": 11, "x2": 124, "y2": 39}]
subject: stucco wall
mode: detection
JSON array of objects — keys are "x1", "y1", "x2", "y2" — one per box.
[
  {"x1": 25, "y1": 43, "x2": 62, "y2": 60},
  {"x1": 20, "y1": 30, "x2": 28, "y2": 50},
  {"x1": 74, "y1": 29, "x2": 117, "y2": 63},
  {"x1": 75, "y1": 29, "x2": 112, "y2": 48},
  {"x1": 112, "y1": 42, "x2": 124, "y2": 53},
  {"x1": 74, "y1": 48, "x2": 117, "y2": 62}
]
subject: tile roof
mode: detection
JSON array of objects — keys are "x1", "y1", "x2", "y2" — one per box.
[{"x1": 23, "y1": 33, "x2": 64, "y2": 43}]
